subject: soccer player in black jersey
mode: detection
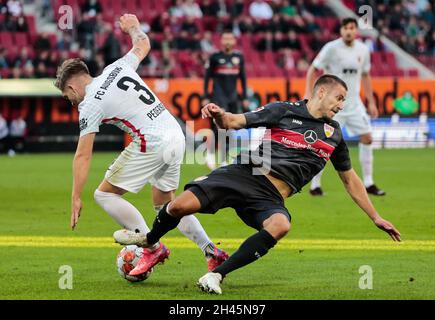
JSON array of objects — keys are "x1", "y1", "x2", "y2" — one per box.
[
  {"x1": 202, "y1": 30, "x2": 249, "y2": 169},
  {"x1": 116, "y1": 75, "x2": 401, "y2": 294}
]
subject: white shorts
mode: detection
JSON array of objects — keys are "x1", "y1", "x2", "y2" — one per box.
[
  {"x1": 333, "y1": 100, "x2": 372, "y2": 137},
  {"x1": 105, "y1": 138, "x2": 185, "y2": 194}
]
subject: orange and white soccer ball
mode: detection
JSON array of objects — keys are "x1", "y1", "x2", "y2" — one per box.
[{"x1": 116, "y1": 245, "x2": 153, "y2": 282}]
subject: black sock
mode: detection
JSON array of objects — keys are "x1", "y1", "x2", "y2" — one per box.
[
  {"x1": 146, "y1": 203, "x2": 181, "y2": 245},
  {"x1": 212, "y1": 229, "x2": 277, "y2": 277}
]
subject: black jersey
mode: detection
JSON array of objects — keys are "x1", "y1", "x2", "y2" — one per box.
[
  {"x1": 204, "y1": 51, "x2": 247, "y2": 105},
  {"x1": 239, "y1": 100, "x2": 352, "y2": 193}
]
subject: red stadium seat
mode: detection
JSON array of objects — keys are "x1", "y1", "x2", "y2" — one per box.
[{"x1": 13, "y1": 32, "x2": 29, "y2": 46}]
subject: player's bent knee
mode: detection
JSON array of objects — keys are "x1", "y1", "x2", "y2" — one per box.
[
  {"x1": 167, "y1": 199, "x2": 192, "y2": 218},
  {"x1": 264, "y1": 213, "x2": 291, "y2": 239}
]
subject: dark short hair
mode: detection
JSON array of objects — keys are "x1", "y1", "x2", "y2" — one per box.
[
  {"x1": 341, "y1": 17, "x2": 358, "y2": 28},
  {"x1": 221, "y1": 29, "x2": 235, "y2": 36},
  {"x1": 314, "y1": 74, "x2": 348, "y2": 92},
  {"x1": 54, "y1": 58, "x2": 89, "y2": 91}
]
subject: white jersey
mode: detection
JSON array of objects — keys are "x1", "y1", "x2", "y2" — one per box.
[
  {"x1": 78, "y1": 52, "x2": 183, "y2": 152},
  {"x1": 312, "y1": 38, "x2": 371, "y2": 112}
]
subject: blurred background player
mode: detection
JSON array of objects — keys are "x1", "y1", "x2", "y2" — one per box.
[
  {"x1": 202, "y1": 30, "x2": 249, "y2": 169},
  {"x1": 56, "y1": 14, "x2": 228, "y2": 274},
  {"x1": 305, "y1": 17, "x2": 386, "y2": 197},
  {"x1": 8, "y1": 113, "x2": 27, "y2": 156},
  {"x1": 0, "y1": 113, "x2": 8, "y2": 154}
]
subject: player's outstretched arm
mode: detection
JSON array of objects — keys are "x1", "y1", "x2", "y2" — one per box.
[
  {"x1": 119, "y1": 14, "x2": 150, "y2": 62},
  {"x1": 71, "y1": 133, "x2": 96, "y2": 230},
  {"x1": 337, "y1": 169, "x2": 401, "y2": 241},
  {"x1": 201, "y1": 103, "x2": 247, "y2": 130}
]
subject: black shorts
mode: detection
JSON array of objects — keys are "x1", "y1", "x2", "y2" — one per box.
[{"x1": 185, "y1": 164, "x2": 291, "y2": 231}]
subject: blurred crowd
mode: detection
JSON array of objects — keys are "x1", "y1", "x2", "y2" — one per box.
[{"x1": 0, "y1": 0, "x2": 433, "y2": 79}]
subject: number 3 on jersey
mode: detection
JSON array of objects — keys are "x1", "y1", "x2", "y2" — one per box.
[{"x1": 117, "y1": 76, "x2": 156, "y2": 105}]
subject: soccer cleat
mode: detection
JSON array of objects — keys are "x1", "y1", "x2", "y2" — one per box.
[
  {"x1": 128, "y1": 243, "x2": 170, "y2": 276},
  {"x1": 197, "y1": 272, "x2": 223, "y2": 294},
  {"x1": 113, "y1": 229, "x2": 148, "y2": 247},
  {"x1": 309, "y1": 187, "x2": 324, "y2": 196},
  {"x1": 366, "y1": 184, "x2": 386, "y2": 196},
  {"x1": 207, "y1": 247, "x2": 229, "y2": 271}
]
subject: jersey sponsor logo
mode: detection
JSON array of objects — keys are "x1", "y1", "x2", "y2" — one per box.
[
  {"x1": 270, "y1": 128, "x2": 334, "y2": 160},
  {"x1": 252, "y1": 106, "x2": 265, "y2": 113},
  {"x1": 304, "y1": 130, "x2": 318, "y2": 144},
  {"x1": 342, "y1": 68, "x2": 358, "y2": 74},
  {"x1": 292, "y1": 119, "x2": 302, "y2": 125},
  {"x1": 79, "y1": 118, "x2": 88, "y2": 131},
  {"x1": 146, "y1": 103, "x2": 166, "y2": 121},
  {"x1": 231, "y1": 56, "x2": 240, "y2": 65},
  {"x1": 218, "y1": 58, "x2": 226, "y2": 64},
  {"x1": 324, "y1": 124, "x2": 335, "y2": 138}
]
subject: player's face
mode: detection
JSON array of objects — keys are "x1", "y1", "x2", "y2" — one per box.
[
  {"x1": 340, "y1": 22, "x2": 358, "y2": 44},
  {"x1": 221, "y1": 33, "x2": 236, "y2": 52},
  {"x1": 319, "y1": 85, "x2": 347, "y2": 120},
  {"x1": 62, "y1": 84, "x2": 84, "y2": 107}
]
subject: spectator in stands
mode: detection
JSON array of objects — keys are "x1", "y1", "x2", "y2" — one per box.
[
  {"x1": 33, "y1": 50, "x2": 51, "y2": 78},
  {"x1": 13, "y1": 47, "x2": 32, "y2": 69},
  {"x1": 81, "y1": 0, "x2": 102, "y2": 18},
  {"x1": 169, "y1": 14, "x2": 183, "y2": 34},
  {"x1": 0, "y1": 113, "x2": 8, "y2": 153},
  {"x1": 273, "y1": 31, "x2": 286, "y2": 51},
  {"x1": 161, "y1": 49, "x2": 174, "y2": 78},
  {"x1": 34, "y1": 32, "x2": 52, "y2": 53},
  {"x1": 201, "y1": 0, "x2": 219, "y2": 16},
  {"x1": 0, "y1": 47, "x2": 9, "y2": 70},
  {"x1": 279, "y1": 48, "x2": 296, "y2": 71},
  {"x1": 15, "y1": 14, "x2": 27, "y2": 32},
  {"x1": 256, "y1": 31, "x2": 274, "y2": 51},
  {"x1": 285, "y1": 30, "x2": 302, "y2": 51},
  {"x1": 77, "y1": 13, "x2": 96, "y2": 49},
  {"x1": 296, "y1": 56, "x2": 309, "y2": 75},
  {"x1": 280, "y1": 0, "x2": 297, "y2": 17},
  {"x1": 310, "y1": 30, "x2": 325, "y2": 53},
  {"x1": 150, "y1": 12, "x2": 169, "y2": 33},
  {"x1": 249, "y1": 0, "x2": 273, "y2": 20},
  {"x1": 21, "y1": 60, "x2": 34, "y2": 78},
  {"x1": 175, "y1": 30, "x2": 199, "y2": 50},
  {"x1": 200, "y1": 31, "x2": 217, "y2": 54},
  {"x1": 182, "y1": 0, "x2": 203, "y2": 18},
  {"x1": 230, "y1": 0, "x2": 244, "y2": 18},
  {"x1": 100, "y1": 25, "x2": 121, "y2": 65},
  {"x1": 169, "y1": 0, "x2": 185, "y2": 18},
  {"x1": 238, "y1": 15, "x2": 255, "y2": 34},
  {"x1": 57, "y1": 32, "x2": 73, "y2": 52},
  {"x1": 305, "y1": 14, "x2": 321, "y2": 33},
  {"x1": 181, "y1": 15, "x2": 199, "y2": 34},
  {"x1": 6, "y1": 0, "x2": 23, "y2": 17}
]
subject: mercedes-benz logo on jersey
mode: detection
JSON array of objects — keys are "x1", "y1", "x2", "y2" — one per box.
[{"x1": 304, "y1": 130, "x2": 318, "y2": 144}]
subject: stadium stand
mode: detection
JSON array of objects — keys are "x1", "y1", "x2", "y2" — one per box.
[{"x1": 0, "y1": 0, "x2": 433, "y2": 79}]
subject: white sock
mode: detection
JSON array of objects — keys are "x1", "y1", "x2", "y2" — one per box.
[
  {"x1": 154, "y1": 205, "x2": 213, "y2": 254},
  {"x1": 94, "y1": 190, "x2": 150, "y2": 234},
  {"x1": 359, "y1": 143, "x2": 374, "y2": 187},
  {"x1": 310, "y1": 169, "x2": 324, "y2": 190}
]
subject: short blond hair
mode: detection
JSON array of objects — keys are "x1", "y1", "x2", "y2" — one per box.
[{"x1": 54, "y1": 58, "x2": 89, "y2": 91}]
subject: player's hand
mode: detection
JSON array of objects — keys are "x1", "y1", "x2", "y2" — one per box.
[
  {"x1": 368, "y1": 101, "x2": 379, "y2": 119},
  {"x1": 71, "y1": 197, "x2": 83, "y2": 230},
  {"x1": 201, "y1": 103, "x2": 225, "y2": 119},
  {"x1": 201, "y1": 98, "x2": 210, "y2": 106},
  {"x1": 373, "y1": 217, "x2": 401, "y2": 241},
  {"x1": 119, "y1": 14, "x2": 140, "y2": 34}
]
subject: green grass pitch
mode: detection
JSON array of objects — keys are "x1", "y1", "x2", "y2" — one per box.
[{"x1": 0, "y1": 148, "x2": 434, "y2": 300}]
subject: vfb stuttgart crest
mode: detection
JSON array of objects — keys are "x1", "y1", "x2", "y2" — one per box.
[
  {"x1": 324, "y1": 124, "x2": 335, "y2": 138},
  {"x1": 304, "y1": 130, "x2": 318, "y2": 144}
]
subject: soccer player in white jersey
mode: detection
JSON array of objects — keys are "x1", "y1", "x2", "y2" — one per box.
[
  {"x1": 305, "y1": 17, "x2": 386, "y2": 197},
  {"x1": 54, "y1": 14, "x2": 228, "y2": 274}
]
